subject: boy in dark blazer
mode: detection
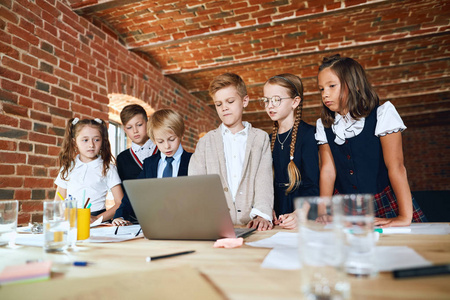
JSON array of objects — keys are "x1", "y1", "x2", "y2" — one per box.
[{"x1": 113, "y1": 109, "x2": 192, "y2": 225}]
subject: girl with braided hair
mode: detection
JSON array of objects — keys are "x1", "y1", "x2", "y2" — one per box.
[
  {"x1": 262, "y1": 74, "x2": 320, "y2": 229},
  {"x1": 54, "y1": 118, "x2": 124, "y2": 223}
]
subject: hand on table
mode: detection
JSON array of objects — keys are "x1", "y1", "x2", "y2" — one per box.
[
  {"x1": 277, "y1": 212, "x2": 297, "y2": 229},
  {"x1": 374, "y1": 216, "x2": 411, "y2": 228},
  {"x1": 112, "y1": 218, "x2": 132, "y2": 226},
  {"x1": 247, "y1": 216, "x2": 273, "y2": 231},
  {"x1": 315, "y1": 214, "x2": 332, "y2": 224}
]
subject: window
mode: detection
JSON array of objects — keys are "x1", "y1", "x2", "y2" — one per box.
[{"x1": 108, "y1": 122, "x2": 127, "y2": 158}]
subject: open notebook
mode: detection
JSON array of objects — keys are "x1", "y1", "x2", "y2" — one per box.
[{"x1": 123, "y1": 174, "x2": 255, "y2": 240}]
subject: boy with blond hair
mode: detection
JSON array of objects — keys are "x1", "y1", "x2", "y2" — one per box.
[
  {"x1": 113, "y1": 109, "x2": 192, "y2": 225},
  {"x1": 189, "y1": 73, "x2": 274, "y2": 231}
]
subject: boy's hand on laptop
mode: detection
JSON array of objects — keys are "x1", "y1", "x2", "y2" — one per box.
[{"x1": 247, "y1": 216, "x2": 273, "y2": 231}]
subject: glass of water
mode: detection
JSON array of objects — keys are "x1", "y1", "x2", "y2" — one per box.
[
  {"x1": 0, "y1": 200, "x2": 19, "y2": 248},
  {"x1": 338, "y1": 194, "x2": 377, "y2": 278},
  {"x1": 65, "y1": 199, "x2": 77, "y2": 250},
  {"x1": 295, "y1": 196, "x2": 350, "y2": 300},
  {"x1": 43, "y1": 200, "x2": 70, "y2": 252}
]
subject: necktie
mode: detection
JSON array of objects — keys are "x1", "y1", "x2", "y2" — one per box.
[{"x1": 162, "y1": 156, "x2": 174, "y2": 178}]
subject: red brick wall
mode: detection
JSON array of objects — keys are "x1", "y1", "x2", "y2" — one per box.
[
  {"x1": 0, "y1": 0, "x2": 219, "y2": 224},
  {"x1": 403, "y1": 124, "x2": 450, "y2": 191}
]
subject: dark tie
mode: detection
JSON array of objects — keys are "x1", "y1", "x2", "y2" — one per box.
[{"x1": 162, "y1": 156, "x2": 174, "y2": 178}]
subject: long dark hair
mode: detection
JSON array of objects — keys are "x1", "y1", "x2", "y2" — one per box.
[
  {"x1": 319, "y1": 54, "x2": 379, "y2": 127},
  {"x1": 58, "y1": 118, "x2": 114, "y2": 179}
]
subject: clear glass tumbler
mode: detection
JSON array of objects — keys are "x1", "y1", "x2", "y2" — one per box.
[{"x1": 295, "y1": 196, "x2": 350, "y2": 300}]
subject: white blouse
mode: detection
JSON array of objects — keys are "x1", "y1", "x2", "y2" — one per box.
[
  {"x1": 54, "y1": 156, "x2": 122, "y2": 212},
  {"x1": 315, "y1": 101, "x2": 406, "y2": 145}
]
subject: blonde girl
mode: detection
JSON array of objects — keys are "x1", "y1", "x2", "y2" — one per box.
[{"x1": 262, "y1": 74, "x2": 320, "y2": 229}]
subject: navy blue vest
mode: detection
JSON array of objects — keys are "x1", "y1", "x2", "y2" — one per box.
[{"x1": 325, "y1": 108, "x2": 390, "y2": 194}]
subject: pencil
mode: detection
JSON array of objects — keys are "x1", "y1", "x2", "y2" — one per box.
[
  {"x1": 57, "y1": 191, "x2": 64, "y2": 201},
  {"x1": 84, "y1": 198, "x2": 91, "y2": 209},
  {"x1": 145, "y1": 250, "x2": 195, "y2": 262}
]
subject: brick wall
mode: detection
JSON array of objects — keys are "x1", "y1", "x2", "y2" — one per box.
[
  {"x1": 0, "y1": 0, "x2": 219, "y2": 224},
  {"x1": 403, "y1": 124, "x2": 450, "y2": 191}
]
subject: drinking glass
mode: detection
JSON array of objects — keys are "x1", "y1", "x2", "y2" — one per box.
[
  {"x1": 65, "y1": 199, "x2": 77, "y2": 249},
  {"x1": 0, "y1": 200, "x2": 19, "y2": 247},
  {"x1": 295, "y1": 196, "x2": 350, "y2": 300},
  {"x1": 43, "y1": 201, "x2": 70, "y2": 252},
  {"x1": 337, "y1": 194, "x2": 378, "y2": 277}
]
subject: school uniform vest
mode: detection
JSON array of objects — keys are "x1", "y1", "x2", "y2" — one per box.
[{"x1": 325, "y1": 107, "x2": 390, "y2": 194}]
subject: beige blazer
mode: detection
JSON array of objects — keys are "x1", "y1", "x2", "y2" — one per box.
[{"x1": 188, "y1": 124, "x2": 274, "y2": 225}]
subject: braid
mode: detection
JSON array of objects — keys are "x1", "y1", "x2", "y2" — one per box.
[
  {"x1": 270, "y1": 121, "x2": 278, "y2": 152},
  {"x1": 286, "y1": 104, "x2": 303, "y2": 194}
]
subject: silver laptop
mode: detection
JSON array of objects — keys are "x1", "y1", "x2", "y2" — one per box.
[{"x1": 123, "y1": 174, "x2": 255, "y2": 240}]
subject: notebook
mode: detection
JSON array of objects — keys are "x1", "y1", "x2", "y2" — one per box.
[{"x1": 123, "y1": 174, "x2": 255, "y2": 240}]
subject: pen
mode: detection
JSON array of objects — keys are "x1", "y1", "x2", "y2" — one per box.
[
  {"x1": 145, "y1": 250, "x2": 195, "y2": 262},
  {"x1": 135, "y1": 228, "x2": 142, "y2": 237},
  {"x1": 114, "y1": 226, "x2": 119, "y2": 235},
  {"x1": 84, "y1": 198, "x2": 91, "y2": 209},
  {"x1": 393, "y1": 264, "x2": 450, "y2": 279},
  {"x1": 73, "y1": 261, "x2": 92, "y2": 267}
]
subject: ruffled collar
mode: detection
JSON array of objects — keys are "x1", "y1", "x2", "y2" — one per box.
[{"x1": 331, "y1": 113, "x2": 365, "y2": 145}]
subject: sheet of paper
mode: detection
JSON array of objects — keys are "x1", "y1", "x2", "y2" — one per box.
[
  {"x1": 408, "y1": 223, "x2": 450, "y2": 235},
  {"x1": 375, "y1": 246, "x2": 431, "y2": 271},
  {"x1": 246, "y1": 232, "x2": 297, "y2": 248},
  {"x1": 15, "y1": 225, "x2": 143, "y2": 246},
  {"x1": 259, "y1": 246, "x2": 431, "y2": 271},
  {"x1": 261, "y1": 247, "x2": 300, "y2": 270},
  {"x1": 79, "y1": 224, "x2": 143, "y2": 243},
  {"x1": 81, "y1": 235, "x2": 142, "y2": 243},
  {"x1": 90, "y1": 216, "x2": 103, "y2": 227},
  {"x1": 15, "y1": 234, "x2": 44, "y2": 247}
]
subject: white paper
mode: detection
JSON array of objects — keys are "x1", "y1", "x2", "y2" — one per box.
[
  {"x1": 375, "y1": 246, "x2": 431, "y2": 271},
  {"x1": 259, "y1": 246, "x2": 431, "y2": 271},
  {"x1": 261, "y1": 247, "x2": 300, "y2": 270},
  {"x1": 246, "y1": 232, "x2": 297, "y2": 248},
  {"x1": 80, "y1": 224, "x2": 143, "y2": 243},
  {"x1": 15, "y1": 225, "x2": 143, "y2": 246},
  {"x1": 15, "y1": 233, "x2": 44, "y2": 247},
  {"x1": 90, "y1": 216, "x2": 103, "y2": 227},
  {"x1": 408, "y1": 223, "x2": 450, "y2": 235},
  {"x1": 90, "y1": 224, "x2": 141, "y2": 236},
  {"x1": 249, "y1": 231, "x2": 431, "y2": 271}
]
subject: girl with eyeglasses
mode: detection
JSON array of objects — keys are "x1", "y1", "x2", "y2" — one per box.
[{"x1": 262, "y1": 74, "x2": 320, "y2": 229}]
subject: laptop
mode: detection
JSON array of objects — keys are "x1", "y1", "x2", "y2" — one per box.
[{"x1": 123, "y1": 174, "x2": 255, "y2": 240}]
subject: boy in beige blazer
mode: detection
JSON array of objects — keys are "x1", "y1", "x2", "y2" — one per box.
[{"x1": 188, "y1": 73, "x2": 274, "y2": 230}]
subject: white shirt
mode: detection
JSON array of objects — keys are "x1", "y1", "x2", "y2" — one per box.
[
  {"x1": 222, "y1": 122, "x2": 271, "y2": 222},
  {"x1": 157, "y1": 144, "x2": 184, "y2": 178},
  {"x1": 315, "y1": 101, "x2": 406, "y2": 145},
  {"x1": 54, "y1": 155, "x2": 122, "y2": 212},
  {"x1": 131, "y1": 138, "x2": 157, "y2": 164}
]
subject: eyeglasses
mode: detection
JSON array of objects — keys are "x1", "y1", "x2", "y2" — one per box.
[{"x1": 259, "y1": 96, "x2": 291, "y2": 108}]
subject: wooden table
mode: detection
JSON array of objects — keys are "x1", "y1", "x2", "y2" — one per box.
[{"x1": 1, "y1": 227, "x2": 449, "y2": 299}]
